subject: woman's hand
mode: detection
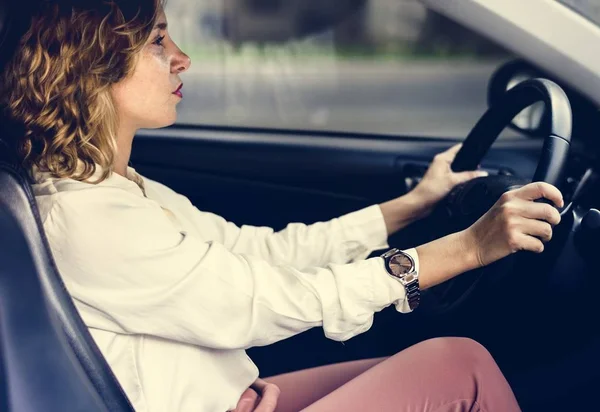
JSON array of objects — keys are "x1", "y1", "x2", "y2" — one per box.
[
  {"x1": 411, "y1": 144, "x2": 489, "y2": 217},
  {"x1": 230, "y1": 379, "x2": 280, "y2": 412},
  {"x1": 380, "y1": 144, "x2": 487, "y2": 236},
  {"x1": 462, "y1": 182, "x2": 564, "y2": 268},
  {"x1": 415, "y1": 182, "x2": 564, "y2": 290}
]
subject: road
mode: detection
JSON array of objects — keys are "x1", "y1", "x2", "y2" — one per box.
[{"x1": 176, "y1": 60, "x2": 510, "y2": 138}]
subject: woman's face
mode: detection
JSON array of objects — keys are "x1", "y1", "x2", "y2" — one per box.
[{"x1": 111, "y1": 10, "x2": 191, "y2": 131}]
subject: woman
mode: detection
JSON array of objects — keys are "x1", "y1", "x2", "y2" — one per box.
[{"x1": 0, "y1": 1, "x2": 563, "y2": 411}]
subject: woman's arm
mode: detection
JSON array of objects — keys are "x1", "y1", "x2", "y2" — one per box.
[
  {"x1": 378, "y1": 191, "x2": 430, "y2": 236},
  {"x1": 146, "y1": 144, "x2": 485, "y2": 270},
  {"x1": 46, "y1": 182, "x2": 561, "y2": 351},
  {"x1": 46, "y1": 187, "x2": 411, "y2": 350},
  {"x1": 148, "y1": 178, "x2": 390, "y2": 269}
]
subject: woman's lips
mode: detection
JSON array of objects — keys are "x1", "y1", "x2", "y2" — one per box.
[{"x1": 173, "y1": 83, "x2": 183, "y2": 98}]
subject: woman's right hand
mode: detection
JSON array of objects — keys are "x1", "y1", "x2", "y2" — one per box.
[{"x1": 462, "y1": 182, "x2": 564, "y2": 268}]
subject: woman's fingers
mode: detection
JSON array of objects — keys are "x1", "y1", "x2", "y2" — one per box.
[
  {"x1": 516, "y1": 217, "x2": 554, "y2": 242},
  {"x1": 453, "y1": 169, "x2": 489, "y2": 185},
  {"x1": 513, "y1": 182, "x2": 564, "y2": 208},
  {"x1": 510, "y1": 199, "x2": 562, "y2": 226},
  {"x1": 252, "y1": 379, "x2": 280, "y2": 412},
  {"x1": 231, "y1": 388, "x2": 259, "y2": 412},
  {"x1": 254, "y1": 385, "x2": 279, "y2": 412},
  {"x1": 231, "y1": 379, "x2": 280, "y2": 412},
  {"x1": 515, "y1": 233, "x2": 546, "y2": 254},
  {"x1": 441, "y1": 143, "x2": 463, "y2": 160},
  {"x1": 431, "y1": 144, "x2": 462, "y2": 165}
]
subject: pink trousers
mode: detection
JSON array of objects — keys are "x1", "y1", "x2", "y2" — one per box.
[{"x1": 264, "y1": 337, "x2": 521, "y2": 412}]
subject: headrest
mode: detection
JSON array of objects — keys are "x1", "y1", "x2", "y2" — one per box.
[{"x1": 0, "y1": 0, "x2": 40, "y2": 71}]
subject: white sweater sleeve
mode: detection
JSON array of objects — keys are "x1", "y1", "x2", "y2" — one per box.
[
  {"x1": 146, "y1": 179, "x2": 389, "y2": 269},
  {"x1": 45, "y1": 188, "x2": 412, "y2": 351}
]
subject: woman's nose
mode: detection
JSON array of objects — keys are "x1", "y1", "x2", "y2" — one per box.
[{"x1": 172, "y1": 50, "x2": 191, "y2": 74}]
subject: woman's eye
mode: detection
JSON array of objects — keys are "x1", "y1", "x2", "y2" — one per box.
[{"x1": 153, "y1": 35, "x2": 166, "y2": 46}]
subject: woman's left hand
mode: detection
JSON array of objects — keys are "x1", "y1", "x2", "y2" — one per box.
[
  {"x1": 411, "y1": 144, "x2": 488, "y2": 217},
  {"x1": 380, "y1": 144, "x2": 488, "y2": 236}
]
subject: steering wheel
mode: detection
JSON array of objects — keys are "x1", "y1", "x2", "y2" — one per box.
[{"x1": 421, "y1": 78, "x2": 573, "y2": 315}]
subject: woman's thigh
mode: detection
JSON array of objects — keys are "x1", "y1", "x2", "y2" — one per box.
[
  {"x1": 268, "y1": 337, "x2": 521, "y2": 412},
  {"x1": 265, "y1": 356, "x2": 387, "y2": 412}
]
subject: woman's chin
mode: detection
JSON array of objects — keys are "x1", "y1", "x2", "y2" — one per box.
[{"x1": 143, "y1": 115, "x2": 178, "y2": 130}]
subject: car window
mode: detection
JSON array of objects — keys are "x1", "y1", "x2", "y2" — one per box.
[{"x1": 166, "y1": 0, "x2": 514, "y2": 138}]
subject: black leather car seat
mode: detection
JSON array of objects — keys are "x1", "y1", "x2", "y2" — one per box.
[{"x1": 0, "y1": 1, "x2": 134, "y2": 411}]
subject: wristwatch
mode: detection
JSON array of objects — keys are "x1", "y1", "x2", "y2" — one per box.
[{"x1": 380, "y1": 248, "x2": 420, "y2": 310}]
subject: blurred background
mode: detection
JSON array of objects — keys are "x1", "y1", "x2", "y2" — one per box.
[{"x1": 166, "y1": 0, "x2": 515, "y2": 138}]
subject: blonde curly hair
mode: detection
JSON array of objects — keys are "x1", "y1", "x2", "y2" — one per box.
[{"x1": 1, "y1": 0, "x2": 162, "y2": 182}]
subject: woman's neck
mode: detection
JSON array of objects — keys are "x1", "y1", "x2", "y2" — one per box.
[{"x1": 114, "y1": 126, "x2": 136, "y2": 177}]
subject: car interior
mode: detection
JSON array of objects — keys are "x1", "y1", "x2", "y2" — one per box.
[{"x1": 1, "y1": 1, "x2": 599, "y2": 411}]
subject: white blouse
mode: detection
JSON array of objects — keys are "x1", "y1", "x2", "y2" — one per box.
[{"x1": 31, "y1": 166, "x2": 417, "y2": 412}]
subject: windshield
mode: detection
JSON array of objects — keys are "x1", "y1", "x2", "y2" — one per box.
[{"x1": 557, "y1": 0, "x2": 600, "y2": 26}]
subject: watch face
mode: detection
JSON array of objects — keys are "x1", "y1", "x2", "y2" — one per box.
[{"x1": 389, "y1": 253, "x2": 414, "y2": 276}]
